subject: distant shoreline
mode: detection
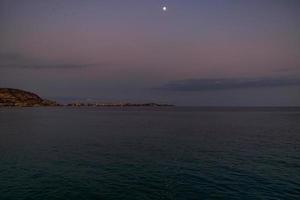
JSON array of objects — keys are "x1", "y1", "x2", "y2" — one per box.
[
  {"x1": 0, "y1": 88, "x2": 174, "y2": 107},
  {"x1": 1, "y1": 88, "x2": 299, "y2": 109},
  {"x1": 64, "y1": 103, "x2": 174, "y2": 107}
]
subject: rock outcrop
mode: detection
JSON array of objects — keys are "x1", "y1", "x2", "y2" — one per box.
[{"x1": 0, "y1": 88, "x2": 59, "y2": 107}]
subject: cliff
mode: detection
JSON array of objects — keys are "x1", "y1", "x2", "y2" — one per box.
[{"x1": 0, "y1": 88, "x2": 59, "y2": 107}]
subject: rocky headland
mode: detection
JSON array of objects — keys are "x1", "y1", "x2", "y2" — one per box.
[{"x1": 0, "y1": 88, "x2": 59, "y2": 107}]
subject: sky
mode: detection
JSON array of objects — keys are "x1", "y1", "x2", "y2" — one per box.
[{"x1": 0, "y1": 0, "x2": 300, "y2": 106}]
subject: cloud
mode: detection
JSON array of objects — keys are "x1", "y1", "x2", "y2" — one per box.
[
  {"x1": 0, "y1": 52, "x2": 30, "y2": 63},
  {"x1": 0, "y1": 63, "x2": 95, "y2": 69},
  {"x1": 157, "y1": 77, "x2": 300, "y2": 91},
  {"x1": 274, "y1": 66, "x2": 300, "y2": 73},
  {"x1": 0, "y1": 52, "x2": 96, "y2": 69}
]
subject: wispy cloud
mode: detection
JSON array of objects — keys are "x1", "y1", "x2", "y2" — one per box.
[
  {"x1": 0, "y1": 52, "x2": 30, "y2": 63},
  {"x1": 157, "y1": 77, "x2": 300, "y2": 91},
  {"x1": 274, "y1": 66, "x2": 300, "y2": 73},
  {"x1": 0, "y1": 52, "x2": 96, "y2": 69},
  {"x1": 0, "y1": 63, "x2": 95, "y2": 69}
]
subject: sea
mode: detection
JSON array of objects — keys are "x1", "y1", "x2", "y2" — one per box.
[{"x1": 0, "y1": 107, "x2": 299, "y2": 200}]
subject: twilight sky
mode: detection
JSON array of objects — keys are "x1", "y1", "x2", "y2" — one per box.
[{"x1": 1, "y1": 0, "x2": 300, "y2": 106}]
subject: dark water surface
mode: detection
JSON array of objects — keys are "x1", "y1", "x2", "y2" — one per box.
[{"x1": 0, "y1": 107, "x2": 299, "y2": 200}]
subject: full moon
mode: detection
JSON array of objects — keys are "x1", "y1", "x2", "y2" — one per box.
[{"x1": 163, "y1": 6, "x2": 167, "y2": 11}]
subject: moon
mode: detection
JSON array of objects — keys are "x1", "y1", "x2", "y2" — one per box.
[{"x1": 163, "y1": 6, "x2": 167, "y2": 11}]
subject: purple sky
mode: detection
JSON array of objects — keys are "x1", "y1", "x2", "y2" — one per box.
[{"x1": 1, "y1": 0, "x2": 300, "y2": 106}]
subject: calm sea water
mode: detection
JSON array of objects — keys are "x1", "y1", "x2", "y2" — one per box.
[{"x1": 0, "y1": 107, "x2": 299, "y2": 200}]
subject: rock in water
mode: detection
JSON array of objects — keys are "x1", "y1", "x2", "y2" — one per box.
[{"x1": 0, "y1": 88, "x2": 59, "y2": 107}]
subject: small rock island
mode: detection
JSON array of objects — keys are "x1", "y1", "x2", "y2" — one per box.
[{"x1": 0, "y1": 88, "x2": 173, "y2": 107}]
